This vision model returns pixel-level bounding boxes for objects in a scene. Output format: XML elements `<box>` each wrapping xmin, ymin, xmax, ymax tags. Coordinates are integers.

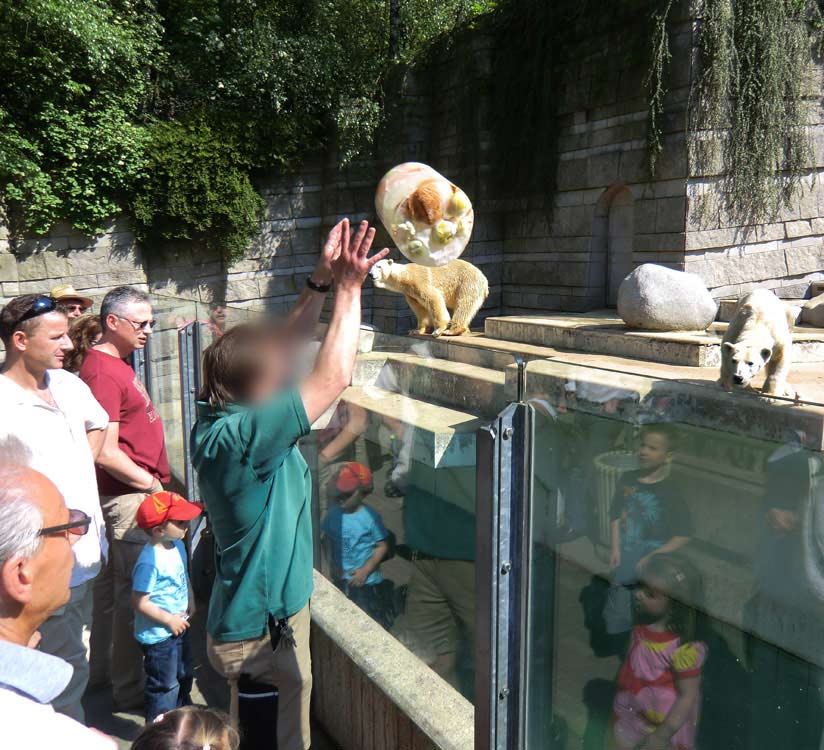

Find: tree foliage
<box><xmin>2</xmin><ymin>0</ymin><xmax>821</xmax><ymax>258</ymax></box>
<box><xmin>0</xmin><ymin>0</ymin><xmax>159</xmax><ymax>236</ymax></box>
<box><xmin>0</xmin><ymin>0</ymin><xmax>495</xmax><ymax>260</ymax></box>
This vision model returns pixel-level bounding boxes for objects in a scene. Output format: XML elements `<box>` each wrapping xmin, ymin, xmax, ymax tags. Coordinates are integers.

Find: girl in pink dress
<box><xmin>612</xmin><ymin>555</ymin><xmax>707</xmax><ymax>750</ymax></box>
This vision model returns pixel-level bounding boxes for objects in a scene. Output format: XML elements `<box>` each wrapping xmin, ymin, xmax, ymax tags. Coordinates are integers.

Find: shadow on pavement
<box><xmin>83</xmin><ymin>597</ymin><xmax>339</xmax><ymax>749</ymax></box>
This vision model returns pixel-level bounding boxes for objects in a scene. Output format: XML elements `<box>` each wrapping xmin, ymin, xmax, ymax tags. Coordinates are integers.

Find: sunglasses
<box><xmin>116</xmin><ymin>315</ymin><xmax>155</xmax><ymax>332</ymax></box>
<box><xmin>39</xmin><ymin>508</ymin><xmax>91</xmax><ymax>545</ymax></box>
<box><xmin>14</xmin><ymin>296</ymin><xmax>58</xmax><ymax>330</ymax></box>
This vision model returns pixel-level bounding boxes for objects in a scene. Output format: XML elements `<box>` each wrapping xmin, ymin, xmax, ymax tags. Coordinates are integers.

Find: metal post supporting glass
<box><xmin>178</xmin><ymin>321</ymin><xmax>202</xmax><ymax>505</ymax></box>
<box><xmin>129</xmin><ymin>336</ymin><xmax>152</xmax><ymax>392</ymax></box>
<box><xmin>476</xmin><ymin>400</ymin><xmax>533</xmax><ymax>750</ymax></box>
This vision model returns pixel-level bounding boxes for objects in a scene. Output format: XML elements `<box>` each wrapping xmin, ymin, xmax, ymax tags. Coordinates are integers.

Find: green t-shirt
<box><xmin>190</xmin><ymin>388</ymin><xmax>312</xmax><ymax>641</ymax></box>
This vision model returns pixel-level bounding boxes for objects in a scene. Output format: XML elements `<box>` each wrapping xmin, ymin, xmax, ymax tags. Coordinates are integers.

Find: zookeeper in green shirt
<box><xmin>191</xmin><ymin>219</ymin><xmax>387</xmax><ymax>750</ymax></box>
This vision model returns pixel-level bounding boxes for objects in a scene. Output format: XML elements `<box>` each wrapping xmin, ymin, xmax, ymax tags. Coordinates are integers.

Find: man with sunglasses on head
<box><xmin>79</xmin><ymin>285</ymin><xmax>171</xmax><ymax>712</ymax></box>
<box><xmin>0</xmin><ymin>294</ymin><xmax>110</xmax><ymax>722</ymax></box>
<box><xmin>0</xmin><ymin>455</ymin><xmax>115</xmax><ymax>749</ymax></box>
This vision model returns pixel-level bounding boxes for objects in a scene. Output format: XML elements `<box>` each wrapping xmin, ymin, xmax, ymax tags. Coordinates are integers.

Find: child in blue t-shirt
<box><xmin>321</xmin><ymin>462</ymin><xmax>391</xmax><ymax>625</ymax></box>
<box><xmin>131</xmin><ymin>491</ymin><xmax>202</xmax><ymax>723</ymax></box>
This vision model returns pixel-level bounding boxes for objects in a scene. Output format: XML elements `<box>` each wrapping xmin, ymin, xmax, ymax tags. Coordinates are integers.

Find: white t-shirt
<box><xmin>0</xmin><ymin>687</ymin><xmax>116</xmax><ymax>749</ymax></box>
<box><xmin>0</xmin><ymin>369</ymin><xmax>109</xmax><ymax>586</ymax></box>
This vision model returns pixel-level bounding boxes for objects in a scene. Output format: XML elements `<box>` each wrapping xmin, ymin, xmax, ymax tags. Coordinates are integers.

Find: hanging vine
<box><xmin>647</xmin><ymin>0</ymin><xmax>676</xmax><ymax>176</ymax></box>
<box><xmin>689</xmin><ymin>0</ymin><xmax>821</xmax><ymax>222</ymax></box>
<box><xmin>483</xmin><ymin>0</ymin><xmax>824</xmax><ymax>226</ymax></box>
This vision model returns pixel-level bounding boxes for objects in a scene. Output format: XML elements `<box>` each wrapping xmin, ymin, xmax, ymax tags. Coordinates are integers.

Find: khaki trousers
<box><xmin>38</xmin><ymin>579</ymin><xmax>94</xmax><ymax>722</ymax></box>
<box><xmin>90</xmin><ymin>489</ymin><xmax>151</xmax><ymax>708</ymax></box>
<box><xmin>89</xmin><ymin>538</ymin><xmax>147</xmax><ymax>708</ymax></box>
<box><xmin>207</xmin><ymin>603</ymin><xmax>312</xmax><ymax>750</ymax></box>
<box><xmin>394</xmin><ymin>559</ymin><xmax>476</xmax><ymax>690</ymax></box>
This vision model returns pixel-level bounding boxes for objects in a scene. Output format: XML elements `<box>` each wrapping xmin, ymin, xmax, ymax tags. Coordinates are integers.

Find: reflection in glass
<box><xmin>308</xmin><ymin>338</ymin><xmax>489</xmax><ymax>702</ymax></box>
<box><xmin>526</xmin><ymin>362</ymin><xmax>824</xmax><ymax>750</ymax></box>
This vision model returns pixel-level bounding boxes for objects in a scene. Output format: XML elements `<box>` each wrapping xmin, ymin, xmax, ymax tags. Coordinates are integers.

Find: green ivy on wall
<box><xmin>0</xmin><ymin>0</ymin><xmax>159</xmax><ymax>237</ymax></box>
<box><xmin>131</xmin><ymin>119</ymin><xmax>265</xmax><ymax>262</ymax></box>
<box><xmin>0</xmin><ymin>0</ymin><xmax>495</xmax><ymax>262</ymax></box>
<box><xmin>1</xmin><ymin>0</ymin><xmax>822</xmax><ymax>260</ymax></box>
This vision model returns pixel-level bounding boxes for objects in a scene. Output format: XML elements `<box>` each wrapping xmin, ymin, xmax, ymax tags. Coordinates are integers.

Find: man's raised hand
<box><xmin>332</xmin><ymin>219</ymin><xmax>389</xmax><ymax>289</ymax></box>
<box><xmin>317</xmin><ymin>219</ymin><xmax>347</xmax><ymax>280</ymax></box>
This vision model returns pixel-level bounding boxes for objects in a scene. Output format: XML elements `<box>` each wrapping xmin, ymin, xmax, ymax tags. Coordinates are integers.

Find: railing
<box><xmin>145</xmin><ymin>292</ymin><xmax>824</xmax><ymax>750</ymax></box>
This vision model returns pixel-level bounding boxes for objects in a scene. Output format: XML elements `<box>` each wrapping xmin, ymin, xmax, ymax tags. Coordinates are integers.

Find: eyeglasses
<box><xmin>39</xmin><ymin>509</ymin><xmax>91</xmax><ymax>545</ymax></box>
<box><xmin>14</xmin><ymin>296</ymin><xmax>58</xmax><ymax>330</ymax></box>
<box><xmin>117</xmin><ymin>315</ymin><xmax>155</xmax><ymax>332</ymax></box>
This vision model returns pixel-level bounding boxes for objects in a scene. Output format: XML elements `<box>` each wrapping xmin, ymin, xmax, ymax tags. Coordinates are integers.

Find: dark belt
<box><xmin>396</xmin><ymin>545</ymin><xmax>472</xmax><ymax>563</ymax></box>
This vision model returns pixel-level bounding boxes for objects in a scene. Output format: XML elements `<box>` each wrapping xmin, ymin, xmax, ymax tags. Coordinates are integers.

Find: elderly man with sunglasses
<box><xmin>0</xmin><ymin>455</ymin><xmax>115</xmax><ymax>749</ymax></box>
<box><xmin>78</xmin><ymin>285</ymin><xmax>171</xmax><ymax>712</ymax></box>
<box><xmin>0</xmin><ymin>294</ymin><xmax>110</xmax><ymax>722</ymax></box>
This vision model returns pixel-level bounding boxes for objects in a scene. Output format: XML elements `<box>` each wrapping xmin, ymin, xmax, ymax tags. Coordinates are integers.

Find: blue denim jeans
<box><xmin>141</xmin><ymin>631</ymin><xmax>193</xmax><ymax>722</ymax></box>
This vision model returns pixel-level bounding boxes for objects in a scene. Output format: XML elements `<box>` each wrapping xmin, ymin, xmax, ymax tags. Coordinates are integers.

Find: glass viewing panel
<box><xmin>149</xmin><ymin>293</ymin><xmax>514</xmax><ymax>706</ymax></box>
<box><xmin>524</xmin><ymin>356</ymin><xmax>824</xmax><ymax>750</ymax></box>
<box><xmin>304</xmin><ymin>329</ymin><xmax>515</xmax><ymax>703</ymax></box>
<box><xmin>144</xmin><ymin>293</ymin><xmax>253</xmax><ymax>488</ymax></box>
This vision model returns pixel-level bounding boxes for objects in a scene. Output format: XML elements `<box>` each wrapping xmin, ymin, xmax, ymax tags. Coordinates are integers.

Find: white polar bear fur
<box><xmin>369</xmin><ymin>257</ymin><xmax>488</xmax><ymax>337</ymax></box>
<box><xmin>720</xmin><ymin>289</ymin><xmax>800</xmax><ymax>397</ymax></box>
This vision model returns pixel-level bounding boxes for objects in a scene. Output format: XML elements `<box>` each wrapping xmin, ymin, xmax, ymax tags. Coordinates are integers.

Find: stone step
<box><xmin>353</xmin><ymin>351</ymin><xmax>507</xmax><ymax>417</ymax></box>
<box><xmin>325</xmin><ymin>384</ymin><xmax>483</xmax><ymax>470</ymax></box>
<box><xmin>717</xmin><ymin>297</ymin><xmax>806</xmax><ymax>323</ymax></box>
<box><xmin>518</xmin><ymin>357</ymin><xmax>824</xmax><ymax>449</ymax></box>
<box><xmin>485</xmin><ymin>312</ymin><xmax>824</xmax><ymax>367</ymax></box>
<box><xmin>320</xmin><ymin>384</ymin><xmax>482</xmax><ymax>516</ymax></box>
<box><xmin>486</xmin><ymin>312</ymin><xmax>723</xmax><ymax>367</ymax></box>
<box><xmin>373</xmin><ymin>331</ymin><xmax>558</xmax><ymax>370</ymax></box>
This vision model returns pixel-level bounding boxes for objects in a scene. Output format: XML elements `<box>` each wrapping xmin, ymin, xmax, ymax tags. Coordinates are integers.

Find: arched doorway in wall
<box><xmin>592</xmin><ymin>185</ymin><xmax>635</xmax><ymax>307</ymax></box>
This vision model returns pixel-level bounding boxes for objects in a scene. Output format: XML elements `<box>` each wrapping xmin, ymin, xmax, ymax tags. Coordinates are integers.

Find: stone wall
<box><xmin>498</xmin><ymin>1</ymin><xmax>692</xmax><ymax>313</ymax></box>
<box><xmin>496</xmin><ymin>0</ymin><xmax>824</xmax><ymax>309</ymax></box>
<box><xmin>311</xmin><ymin>570</ymin><xmax>474</xmax><ymax>750</ymax></box>
<box><xmin>3</xmin><ymin>0</ymin><xmax>824</xmax><ymax>322</ymax></box>
<box><xmin>683</xmin><ymin>37</ymin><xmax>824</xmax><ymax>301</ymax></box>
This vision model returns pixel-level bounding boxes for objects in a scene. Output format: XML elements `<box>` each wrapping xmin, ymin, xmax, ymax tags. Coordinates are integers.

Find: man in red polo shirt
<box><xmin>80</xmin><ymin>286</ymin><xmax>170</xmax><ymax>712</ymax></box>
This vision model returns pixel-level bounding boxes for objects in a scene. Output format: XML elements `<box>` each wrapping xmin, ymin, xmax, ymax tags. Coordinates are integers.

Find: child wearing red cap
<box><xmin>131</xmin><ymin>491</ymin><xmax>202</xmax><ymax>723</ymax></box>
<box><xmin>321</xmin><ymin>462</ymin><xmax>392</xmax><ymax>626</ymax></box>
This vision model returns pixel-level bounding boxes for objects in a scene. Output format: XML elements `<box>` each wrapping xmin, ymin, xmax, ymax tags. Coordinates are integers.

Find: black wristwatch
<box><xmin>306</xmin><ymin>276</ymin><xmax>332</xmax><ymax>293</ymax></box>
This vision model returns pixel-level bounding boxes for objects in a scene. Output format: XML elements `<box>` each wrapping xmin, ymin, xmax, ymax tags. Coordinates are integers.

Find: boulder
<box><xmin>802</xmin><ymin>295</ymin><xmax>824</xmax><ymax>327</ymax></box>
<box><xmin>617</xmin><ymin>264</ymin><xmax>717</xmax><ymax>331</ymax></box>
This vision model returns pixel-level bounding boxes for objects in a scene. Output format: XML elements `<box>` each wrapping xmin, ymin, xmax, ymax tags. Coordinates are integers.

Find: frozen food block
<box><xmin>375</xmin><ymin>162</ymin><xmax>474</xmax><ymax>266</ymax></box>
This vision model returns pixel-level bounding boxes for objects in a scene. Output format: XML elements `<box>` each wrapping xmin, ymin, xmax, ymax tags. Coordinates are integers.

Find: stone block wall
<box><xmin>684</xmin><ymin>92</ymin><xmax>824</xmax><ymax>299</ymax></box>
<box><xmin>4</xmin><ymin>0</ymin><xmax>824</xmax><ymax>331</ymax></box>
<box><xmin>501</xmin><ymin>1</ymin><xmax>693</xmax><ymax>313</ymax></box>
<box><xmin>499</xmin><ymin>0</ymin><xmax>824</xmax><ymax>309</ymax></box>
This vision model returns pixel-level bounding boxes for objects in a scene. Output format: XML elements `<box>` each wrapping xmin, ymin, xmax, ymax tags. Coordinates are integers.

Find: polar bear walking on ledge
<box><xmin>720</xmin><ymin>289</ymin><xmax>800</xmax><ymax>397</ymax></box>
<box><xmin>369</xmin><ymin>258</ymin><xmax>489</xmax><ymax>336</ymax></box>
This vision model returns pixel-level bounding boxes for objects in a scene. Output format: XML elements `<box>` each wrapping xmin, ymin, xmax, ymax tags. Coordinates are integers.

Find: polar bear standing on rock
<box><xmin>720</xmin><ymin>289</ymin><xmax>800</xmax><ymax>397</ymax></box>
<box><xmin>369</xmin><ymin>258</ymin><xmax>488</xmax><ymax>336</ymax></box>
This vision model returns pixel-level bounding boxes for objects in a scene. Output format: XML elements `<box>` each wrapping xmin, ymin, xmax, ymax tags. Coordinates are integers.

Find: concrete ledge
<box><xmin>718</xmin><ymin>297</ymin><xmax>806</xmax><ymax>323</ymax></box>
<box><xmin>485</xmin><ymin>312</ymin><xmax>824</xmax><ymax>367</ymax></box>
<box><xmin>485</xmin><ymin>313</ymin><xmax>723</xmax><ymax>367</ymax></box>
<box><xmin>310</xmin><ymin>571</ymin><xmax>474</xmax><ymax>750</ymax></box>
<box><xmin>517</xmin><ymin>357</ymin><xmax>824</xmax><ymax>448</ymax></box>
<box><xmin>353</xmin><ymin>352</ymin><xmax>507</xmax><ymax>417</ymax></box>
